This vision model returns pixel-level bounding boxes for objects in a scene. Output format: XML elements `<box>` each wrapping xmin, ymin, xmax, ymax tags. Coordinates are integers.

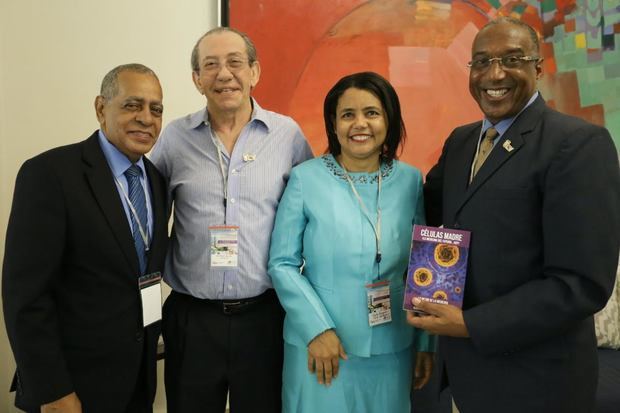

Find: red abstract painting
<box><xmin>227</xmin><ymin>0</ymin><xmax>619</xmax><ymax>174</ymax></box>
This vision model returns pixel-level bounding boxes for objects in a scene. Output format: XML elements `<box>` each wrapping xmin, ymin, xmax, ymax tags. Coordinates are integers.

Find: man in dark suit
<box><xmin>2</xmin><ymin>63</ymin><xmax>168</xmax><ymax>413</ymax></box>
<box><xmin>407</xmin><ymin>17</ymin><xmax>620</xmax><ymax>413</ymax></box>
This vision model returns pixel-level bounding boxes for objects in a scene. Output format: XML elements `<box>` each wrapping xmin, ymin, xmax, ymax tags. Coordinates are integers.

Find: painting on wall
<box><xmin>224</xmin><ymin>0</ymin><xmax>620</xmax><ymax>174</ymax></box>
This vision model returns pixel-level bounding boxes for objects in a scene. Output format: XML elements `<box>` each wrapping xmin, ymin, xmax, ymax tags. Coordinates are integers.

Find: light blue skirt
<box><xmin>282</xmin><ymin>342</ymin><xmax>413</xmax><ymax>413</ymax></box>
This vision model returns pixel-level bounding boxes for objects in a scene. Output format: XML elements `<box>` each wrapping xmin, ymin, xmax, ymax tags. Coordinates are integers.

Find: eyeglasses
<box><xmin>201</xmin><ymin>58</ymin><xmax>251</xmax><ymax>73</ymax></box>
<box><xmin>467</xmin><ymin>55</ymin><xmax>540</xmax><ymax>71</ymax></box>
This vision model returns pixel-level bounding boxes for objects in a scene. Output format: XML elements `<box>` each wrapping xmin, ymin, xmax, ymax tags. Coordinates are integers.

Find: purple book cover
<box><xmin>403</xmin><ymin>225</ymin><xmax>471</xmax><ymax>313</ymax></box>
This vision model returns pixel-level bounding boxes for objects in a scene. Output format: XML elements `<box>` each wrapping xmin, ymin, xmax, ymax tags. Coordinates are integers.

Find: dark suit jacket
<box><xmin>2</xmin><ymin>132</ymin><xmax>168</xmax><ymax>412</ymax></box>
<box><xmin>424</xmin><ymin>96</ymin><xmax>620</xmax><ymax>413</ymax></box>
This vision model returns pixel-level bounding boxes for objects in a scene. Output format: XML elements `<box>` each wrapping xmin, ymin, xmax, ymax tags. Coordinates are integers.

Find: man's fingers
<box><xmin>412</xmin><ymin>352</ymin><xmax>434</xmax><ymax>390</ymax></box>
<box><xmin>414</xmin><ymin>373</ymin><xmax>430</xmax><ymax>390</ymax></box>
<box><xmin>412</xmin><ymin>297</ymin><xmax>443</xmax><ymax>316</ymax></box>
<box><xmin>406</xmin><ymin>310</ymin><xmax>419</xmax><ymax>325</ymax></box>
<box><xmin>40</xmin><ymin>392</ymin><xmax>82</xmax><ymax>413</ymax></box>
<box><xmin>407</xmin><ymin>302</ymin><xmax>469</xmax><ymax>337</ymax></box>
<box><xmin>414</xmin><ymin>359</ymin><xmax>431</xmax><ymax>389</ymax></box>
<box><xmin>406</xmin><ymin>311</ymin><xmax>432</xmax><ymax>329</ymax></box>
<box><xmin>407</xmin><ymin>312</ymin><xmax>442</xmax><ymax>335</ymax></box>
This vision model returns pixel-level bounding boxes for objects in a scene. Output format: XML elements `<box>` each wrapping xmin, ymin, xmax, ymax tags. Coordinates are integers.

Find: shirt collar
<box><xmin>97</xmin><ymin>130</ymin><xmax>146</xmax><ymax>179</ymax></box>
<box><xmin>482</xmin><ymin>91</ymin><xmax>539</xmax><ymax>137</ymax></box>
<box><xmin>189</xmin><ymin>97</ymin><xmax>270</xmax><ymax>132</ymax></box>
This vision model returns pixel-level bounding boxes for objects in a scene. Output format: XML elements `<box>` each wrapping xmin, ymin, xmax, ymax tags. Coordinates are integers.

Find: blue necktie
<box><xmin>124</xmin><ymin>165</ymin><xmax>148</xmax><ymax>275</ymax></box>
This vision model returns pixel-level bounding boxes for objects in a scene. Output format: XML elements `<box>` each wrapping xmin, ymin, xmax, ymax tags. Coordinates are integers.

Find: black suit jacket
<box><xmin>2</xmin><ymin>132</ymin><xmax>168</xmax><ymax>412</ymax></box>
<box><xmin>425</xmin><ymin>96</ymin><xmax>620</xmax><ymax>413</ymax></box>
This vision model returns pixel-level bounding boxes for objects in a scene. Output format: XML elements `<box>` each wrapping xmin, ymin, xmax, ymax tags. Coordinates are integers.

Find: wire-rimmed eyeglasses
<box><xmin>201</xmin><ymin>58</ymin><xmax>251</xmax><ymax>73</ymax></box>
<box><xmin>467</xmin><ymin>55</ymin><xmax>541</xmax><ymax>71</ymax></box>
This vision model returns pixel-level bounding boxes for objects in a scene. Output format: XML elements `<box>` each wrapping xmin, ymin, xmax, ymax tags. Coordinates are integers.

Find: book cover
<box><xmin>403</xmin><ymin>225</ymin><xmax>471</xmax><ymax>313</ymax></box>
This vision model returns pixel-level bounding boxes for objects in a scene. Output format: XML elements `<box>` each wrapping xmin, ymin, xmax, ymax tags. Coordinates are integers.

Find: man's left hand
<box><xmin>406</xmin><ymin>298</ymin><xmax>469</xmax><ymax>337</ymax></box>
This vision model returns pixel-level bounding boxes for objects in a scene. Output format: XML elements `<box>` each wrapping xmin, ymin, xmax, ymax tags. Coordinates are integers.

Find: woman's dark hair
<box><xmin>323</xmin><ymin>71</ymin><xmax>406</xmax><ymax>161</ymax></box>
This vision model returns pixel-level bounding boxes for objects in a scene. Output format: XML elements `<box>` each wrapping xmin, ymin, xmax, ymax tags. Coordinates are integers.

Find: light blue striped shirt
<box><xmin>150</xmin><ymin>100</ymin><xmax>313</xmax><ymax>299</ymax></box>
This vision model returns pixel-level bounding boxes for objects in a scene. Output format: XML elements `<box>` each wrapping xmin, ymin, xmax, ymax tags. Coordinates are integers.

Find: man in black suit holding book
<box><xmin>407</xmin><ymin>17</ymin><xmax>620</xmax><ymax>413</ymax></box>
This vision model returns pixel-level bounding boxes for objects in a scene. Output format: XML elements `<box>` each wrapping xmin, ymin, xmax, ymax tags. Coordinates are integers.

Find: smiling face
<box><xmin>335</xmin><ymin>87</ymin><xmax>387</xmax><ymax>171</ymax></box>
<box><xmin>192</xmin><ymin>31</ymin><xmax>260</xmax><ymax>116</ymax></box>
<box><xmin>469</xmin><ymin>22</ymin><xmax>542</xmax><ymax>123</ymax></box>
<box><xmin>95</xmin><ymin>71</ymin><xmax>163</xmax><ymax>162</ymax></box>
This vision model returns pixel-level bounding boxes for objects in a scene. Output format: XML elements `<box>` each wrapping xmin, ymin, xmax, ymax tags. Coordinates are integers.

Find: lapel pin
<box><xmin>242</xmin><ymin>153</ymin><xmax>256</xmax><ymax>162</ymax></box>
<box><xmin>503</xmin><ymin>140</ymin><xmax>514</xmax><ymax>152</ymax></box>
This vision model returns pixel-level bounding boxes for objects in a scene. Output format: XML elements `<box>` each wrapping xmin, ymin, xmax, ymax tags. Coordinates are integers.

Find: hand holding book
<box><xmin>406</xmin><ymin>298</ymin><xmax>470</xmax><ymax>337</ymax></box>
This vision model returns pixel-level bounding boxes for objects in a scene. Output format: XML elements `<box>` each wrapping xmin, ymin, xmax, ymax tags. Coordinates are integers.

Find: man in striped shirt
<box><xmin>150</xmin><ymin>27</ymin><xmax>313</xmax><ymax>413</ymax></box>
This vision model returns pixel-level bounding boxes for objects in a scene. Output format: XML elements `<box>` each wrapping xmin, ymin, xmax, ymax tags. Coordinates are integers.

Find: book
<box><xmin>403</xmin><ymin>225</ymin><xmax>471</xmax><ymax>313</ymax></box>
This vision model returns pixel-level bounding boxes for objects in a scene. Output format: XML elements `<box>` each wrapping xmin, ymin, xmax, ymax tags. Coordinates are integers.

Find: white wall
<box><xmin>0</xmin><ymin>1</ymin><xmax>219</xmax><ymax>411</ymax></box>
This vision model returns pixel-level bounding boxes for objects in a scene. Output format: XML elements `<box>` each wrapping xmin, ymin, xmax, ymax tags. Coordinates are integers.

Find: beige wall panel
<box><xmin>0</xmin><ymin>1</ymin><xmax>219</xmax><ymax>411</ymax></box>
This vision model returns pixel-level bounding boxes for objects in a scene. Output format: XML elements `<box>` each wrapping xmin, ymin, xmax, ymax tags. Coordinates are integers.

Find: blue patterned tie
<box><xmin>124</xmin><ymin>165</ymin><xmax>148</xmax><ymax>275</ymax></box>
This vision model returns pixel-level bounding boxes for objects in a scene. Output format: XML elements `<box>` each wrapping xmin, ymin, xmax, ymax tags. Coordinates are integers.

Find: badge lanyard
<box><xmin>342</xmin><ymin>167</ymin><xmax>382</xmax><ymax>278</ymax></box>
<box><xmin>209</xmin><ymin>132</ymin><xmax>240</xmax><ymax>269</ymax></box>
<box><xmin>211</xmin><ymin>133</ymin><xmax>229</xmax><ymax>211</ymax></box>
<box><xmin>114</xmin><ymin>176</ymin><xmax>150</xmax><ymax>251</ymax></box>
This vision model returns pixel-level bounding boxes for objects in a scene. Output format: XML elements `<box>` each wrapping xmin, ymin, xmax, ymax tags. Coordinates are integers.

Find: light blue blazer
<box><xmin>268</xmin><ymin>155</ymin><xmax>435</xmax><ymax>357</ymax></box>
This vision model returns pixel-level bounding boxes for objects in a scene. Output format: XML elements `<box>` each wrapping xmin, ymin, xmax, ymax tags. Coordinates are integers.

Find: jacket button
<box><xmin>135</xmin><ymin>331</ymin><xmax>143</xmax><ymax>342</ymax></box>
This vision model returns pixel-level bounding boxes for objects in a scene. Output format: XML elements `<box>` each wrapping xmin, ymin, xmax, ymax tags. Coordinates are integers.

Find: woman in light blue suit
<box><xmin>268</xmin><ymin>72</ymin><xmax>435</xmax><ymax>413</ymax></box>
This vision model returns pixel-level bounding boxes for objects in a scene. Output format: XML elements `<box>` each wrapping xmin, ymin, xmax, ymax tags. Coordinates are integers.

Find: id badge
<box><xmin>139</xmin><ymin>272</ymin><xmax>162</xmax><ymax>327</ymax></box>
<box><xmin>209</xmin><ymin>226</ymin><xmax>239</xmax><ymax>268</ymax></box>
<box><xmin>366</xmin><ymin>280</ymin><xmax>392</xmax><ymax>326</ymax></box>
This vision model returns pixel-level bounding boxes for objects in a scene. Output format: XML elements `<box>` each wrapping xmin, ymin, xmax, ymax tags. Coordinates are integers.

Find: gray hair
<box><xmin>100</xmin><ymin>63</ymin><xmax>158</xmax><ymax>100</ymax></box>
<box><xmin>190</xmin><ymin>27</ymin><xmax>258</xmax><ymax>72</ymax></box>
<box><xmin>481</xmin><ymin>17</ymin><xmax>540</xmax><ymax>54</ymax></box>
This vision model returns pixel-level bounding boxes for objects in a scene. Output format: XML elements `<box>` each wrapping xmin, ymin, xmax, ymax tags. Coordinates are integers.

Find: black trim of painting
<box><xmin>221</xmin><ymin>0</ymin><xmax>229</xmax><ymax>26</ymax></box>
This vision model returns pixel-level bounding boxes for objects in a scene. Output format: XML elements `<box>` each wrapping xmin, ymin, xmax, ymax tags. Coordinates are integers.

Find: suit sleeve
<box><xmin>2</xmin><ymin>158</ymin><xmax>74</xmax><ymax>404</ymax></box>
<box><xmin>464</xmin><ymin>126</ymin><xmax>620</xmax><ymax>355</ymax></box>
<box><xmin>268</xmin><ymin>169</ymin><xmax>336</xmax><ymax>345</ymax></box>
<box><xmin>424</xmin><ymin>136</ymin><xmax>450</xmax><ymax>227</ymax></box>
